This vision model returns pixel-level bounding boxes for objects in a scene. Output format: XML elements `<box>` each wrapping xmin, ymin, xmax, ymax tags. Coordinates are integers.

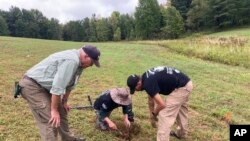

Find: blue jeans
<box><xmin>95</xmin><ymin>110</ymin><xmax>111</xmax><ymax>130</ymax></box>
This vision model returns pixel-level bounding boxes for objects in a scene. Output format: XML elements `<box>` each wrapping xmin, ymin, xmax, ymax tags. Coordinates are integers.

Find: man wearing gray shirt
<box><xmin>19</xmin><ymin>45</ymin><xmax>101</xmax><ymax>141</ymax></box>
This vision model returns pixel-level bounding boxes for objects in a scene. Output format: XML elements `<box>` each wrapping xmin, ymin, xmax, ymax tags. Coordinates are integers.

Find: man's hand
<box><xmin>49</xmin><ymin>110</ymin><xmax>60</xmax><ymax>127</ymax></box>
<box><xmin>63</xmin><ymin>103</ymin><xmax>70</xmax><ymax>114</ymax></box>
<box><xmin>50</xmin><ymin>94</ymin><xmax>61</xmax><ymax>127</ymax></box>
<box><xmin>108</xmin><ymin>120</ymin><xmax>118</xmax><ymax>130</ymax></box>
<box><xmin>62</xmin><ymin>92</ymin><xmax>70</xmax><ymax>114</ymax></box>
<box><xmin>150</xmin><ymin>112</ymin><xmax>158</xmax><ymax>128</ymax></box>
<box><xmin>151</xmin><ymin>112</ymin><xmax>158</xmax><ymax>121</ymax></box>
<box><xmin>105</xmin><ymin>117</ymin><xmax>118</xmax><ymax>130</ymax></box>
<box><xmin>124</xmin><ymin>118</ymin><xmax>131</xmax><ymax>128</ymax></box>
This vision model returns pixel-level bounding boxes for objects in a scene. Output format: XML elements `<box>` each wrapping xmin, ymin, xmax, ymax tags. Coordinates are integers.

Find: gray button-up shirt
<box><xmin>26</xmin><ymin>49</ymin><xmax>83</xmax><ymax>95</ymax></box>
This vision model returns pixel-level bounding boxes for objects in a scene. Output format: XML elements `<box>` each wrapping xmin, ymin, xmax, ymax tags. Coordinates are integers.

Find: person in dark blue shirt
<box><xmin>94</xmin><ymin>88</ymin><xmax>134</xmax><ymax>130</ymax></box>
<box><xmin>127</xmin><ymin>66</ymin><xmax>193</xmax><ymax>141</ymax></box>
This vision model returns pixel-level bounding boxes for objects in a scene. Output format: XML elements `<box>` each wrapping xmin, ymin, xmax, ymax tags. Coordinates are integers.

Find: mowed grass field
<box><xmin>0</xmin><ymin>30</ymin><xmax>250</xmax><ymax>141</ymax></box>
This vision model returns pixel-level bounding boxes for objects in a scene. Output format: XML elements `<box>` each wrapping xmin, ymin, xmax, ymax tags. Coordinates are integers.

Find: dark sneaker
<box><xmin>170</xmin><ymin>131</ymin><xmax>181</xmax><ymax>139</ymax></box>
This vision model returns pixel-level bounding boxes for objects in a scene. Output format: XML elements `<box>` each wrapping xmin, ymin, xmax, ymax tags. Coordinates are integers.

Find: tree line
<box><xmin>0</xmin><ymin>0</ymin><xmax>250</xmax><ymax>41</ymax></box>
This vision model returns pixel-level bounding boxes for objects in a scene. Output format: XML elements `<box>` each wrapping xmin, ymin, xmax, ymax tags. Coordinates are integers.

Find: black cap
<box><xmin>82</xmin><ymin>45</ymin><xmax>101</xmax><ymax>67</ymax></box>
<box><xmin>127</xmin><ymin>74</ymin><xmax>140</xmax><ymax>94</ymax></box>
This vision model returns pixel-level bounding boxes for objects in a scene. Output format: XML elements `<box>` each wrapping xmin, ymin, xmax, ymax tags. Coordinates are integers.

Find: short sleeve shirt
<box><xmin>141</xmin><ymin>66</ymin><xmax>190</xmax><ymax>97</ymax></box>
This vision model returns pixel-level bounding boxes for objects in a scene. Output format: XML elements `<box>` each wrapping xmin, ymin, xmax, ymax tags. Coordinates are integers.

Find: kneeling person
<box><xmin>94</xmin><ymin>88</ymin><xmax>134</xmax><ymax>130</ymax></box>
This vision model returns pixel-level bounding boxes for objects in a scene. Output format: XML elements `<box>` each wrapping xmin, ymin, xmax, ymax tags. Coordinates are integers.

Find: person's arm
<box><xmin>145</xmin><ymin>80</ymin><xmax>165</xmax><ymax>117</ymax></box>
<box><xmin>148</xmin><ymin>95</ymin><xmax>155</xmax><ymax>117</ymax></box>
<box><xmin>123</xmin><ymin>114</ymin><xmax>131</xmax><ymax>128</ymax></box>
<box><xmin>104</xmin><ymin>117</ymin><xmax>117</xmax><ymax>130</ymax></box>
<box><xmin>99</xmin><ymin>101</ymin><xmax>117</xmax><ymax>130</ymax></box>
<box><xmin>50</xmin><ymin>60</ymin><xmax>78</xmax><ymax>95</ymax></box>
<box><xmin>148</xmin><ymin>93</ymin><xmax>166</xmax><ymax>127</ymax></box>
<box><xmin>148</xmin><ymin>95</ymin><xmax>157</xmax><ymax>127</ymax></box>
<box><xmin>152</xmin><ymin>93</ymin><xmax>166</xmax><ymax>116</ymax></box>
<box><xmin>122</xmin><ymin>105</ymin><xmax>131</xmax><ymax>128</ymax></box>
<box><xmin>49</xmin><ymin>94</ymin><xmax>61</xmax><ymax>127</ymax></box>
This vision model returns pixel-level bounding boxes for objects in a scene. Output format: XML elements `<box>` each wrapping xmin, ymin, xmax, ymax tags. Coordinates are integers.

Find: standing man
<box><xmin>19</xmin><ymin>45</ymin><xmax>101</xmax><ymax>141</ymax></box>
<box><xmin>127</xmin><ymin>66</ymin><xmax>193</xmax><ymax>141</ymax></box>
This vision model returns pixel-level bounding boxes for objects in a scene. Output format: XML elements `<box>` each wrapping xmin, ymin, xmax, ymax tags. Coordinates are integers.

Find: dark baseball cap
<box><xmin>82</xmin><ymin>45</ymin><xmax>101</xmax><ymax>67</ymax></box>
<box><xmin>127</xmin><ymin>74</ymin><xmax>140</xmax><ymax>94</ymax></box>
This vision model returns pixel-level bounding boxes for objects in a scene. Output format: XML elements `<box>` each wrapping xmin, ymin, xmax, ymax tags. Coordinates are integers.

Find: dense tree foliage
<box><xmin>186</xmin><ymin>0</ymin><xmax>209</xmax><ymax>30</ymax></box>
<box><xmin>171</xmin><ymin>0</ymin><xmax>192</xmax><ymax>20</ymax></box>
<box><xmin>186</xmin><ymin>0</ymin><xmax>250</xmax><ymax>30</ymax></box>
<box><xmin>0</xmin><ymin>15</ymin><xmax>9</xmax><ymax>35</ymax></box>
<box><xmin>1</xmin><ymin>6</ymin><xmax>62</xmax><ymax>39</ymax></box>
<box><xmin>109</xmin><ymin>11</ymin><xmax>120</xmax><ymax>40</ymax></box>
<box><xmin>135</xmin><ymin>0</ymin><xmax>161</xmax><ymax>39</ymax></box>
<box><xmin>63</xmin><ymin>20</ymin><xmax>84</xmax><ymax>41</ymax></box>
<box><xmin>160</xmin><ymin>6</ymin><xmax>184</xmax><ymax>38</ymax></box>
<box><xmin>96</xmin><ymin>18</ymin><xmax>112</xmax><ymax>41</ymax></box>
<box><xmin>88</xmin><ymin>14</ymin><xmax>98</xmax><ymax>42</ymax></box>
<box><xmin>119</xmin><ymin>14</ymin><xmax>135</xmax><ymax>40</ymax></box>
<box><xmin>0</xmin><ymin>1</ymin><xmax>250</xmax><ymax>41</ymax></box>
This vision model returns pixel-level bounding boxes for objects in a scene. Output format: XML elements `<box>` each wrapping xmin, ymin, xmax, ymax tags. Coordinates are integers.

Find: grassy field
<box><xmin>0</xmin><ymin>30</ymin><xmax>250</xmax><ymax>141</ymax></box>
<box><xmin>136</xmin><ymin>27</ymin><xmax>250</xmax><ymax>68</ymax></box>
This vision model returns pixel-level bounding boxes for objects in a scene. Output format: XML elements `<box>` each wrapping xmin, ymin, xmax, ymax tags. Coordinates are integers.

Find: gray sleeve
<box><xmin>50</xmin><ymin>60</ymin><xmax>78</xmax><ymax>95</ymax></box>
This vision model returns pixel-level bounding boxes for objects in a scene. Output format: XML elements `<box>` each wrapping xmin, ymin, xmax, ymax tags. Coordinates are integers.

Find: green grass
<box><xmin>136</xmin><ymin>27</ymin><xmax>250</xmax><ymax>68</ymax></box>
<box><xmin>0</xmin><ymin>35</ymin><xmax>250</xmax><ymax>141</ymax></box>
<box><xmin>207</xmin><ymin>26</ymin><xmax>250</xmax><ymax>37</ymax></box>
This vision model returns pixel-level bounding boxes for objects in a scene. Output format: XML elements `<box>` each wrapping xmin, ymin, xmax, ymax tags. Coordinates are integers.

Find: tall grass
<box><xmin>136</xmin><ymin>27</ymin><xmax>250</xmax><ymax>68</ymax></box>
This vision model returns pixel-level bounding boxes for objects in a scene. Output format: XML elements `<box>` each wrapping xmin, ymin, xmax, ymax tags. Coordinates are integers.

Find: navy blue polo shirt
<box><xmin>141</xmin><ymin>66</ymin><xmax>190</xmax><ymax>97</ymax></box>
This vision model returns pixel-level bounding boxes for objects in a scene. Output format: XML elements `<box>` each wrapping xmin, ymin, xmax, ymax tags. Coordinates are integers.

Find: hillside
<box><xmin>136</xmin><ymin>27</ymin><xmax>250</xmax><ymax>68</ymax></box>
